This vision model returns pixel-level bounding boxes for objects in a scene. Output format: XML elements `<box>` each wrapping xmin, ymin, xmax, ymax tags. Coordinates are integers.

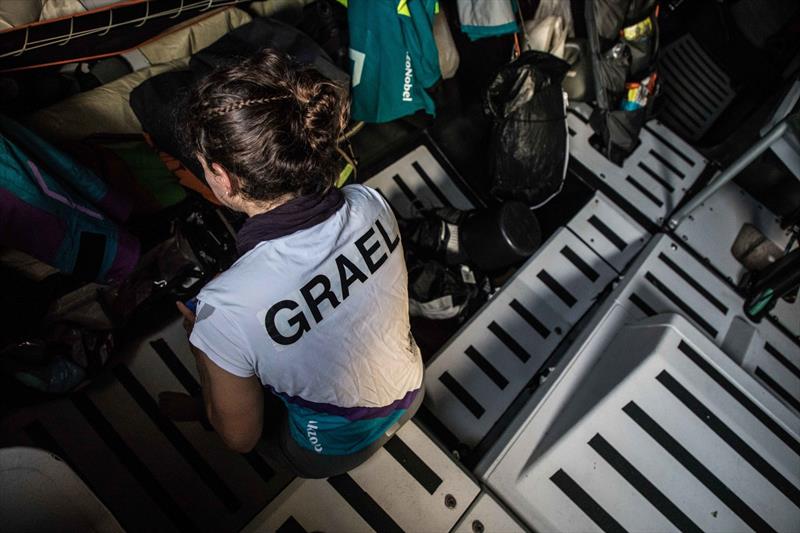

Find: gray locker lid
<box><xmin>482</xmin><ymin>313</ymin><xmax>800</xmax><ymax>532</ymax></box>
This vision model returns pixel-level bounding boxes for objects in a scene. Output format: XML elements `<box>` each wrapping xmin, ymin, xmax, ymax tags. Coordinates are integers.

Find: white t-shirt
<box><xmin>190</xmin><ymin>185</ymin><xmax>423</xmax><ymax>454</ymax></box>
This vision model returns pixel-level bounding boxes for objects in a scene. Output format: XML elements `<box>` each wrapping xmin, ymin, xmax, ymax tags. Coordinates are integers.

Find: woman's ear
<box><xmin>209</xmin><ymin>162</ymin><xmax>234</xmax><ymax>197</ymax></box>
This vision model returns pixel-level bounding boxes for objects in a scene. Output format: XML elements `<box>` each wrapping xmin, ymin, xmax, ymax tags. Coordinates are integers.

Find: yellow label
<box><xmin>622</xmin><ymin>17</ymin><xmax>653</xmax><ymax>41</ymax></box>
<box><xmin>398</xmin><ymin>1</ymin><xmax>438</xmax><ymax>17</ymax></box>
<box><xmin>398</xmin><ymin>0</ymin><xmax>410</xmax><ymax>16</ymax></box>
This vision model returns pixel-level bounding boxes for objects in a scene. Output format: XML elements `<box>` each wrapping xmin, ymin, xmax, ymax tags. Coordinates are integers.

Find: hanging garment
<box><xmin>523</xmin><ymin>0</ymin><xmax>575</xmax><ymax>59</ymax></box>
<box><xmin>456</xmin><ymin>0</ymin><xmax>518</xmax><ymax>41</ymax></box>
<box><xmin>0</xmin><ymin>115</ymin><xmax>139</xmax><ymax>283</ymax></box>
<box><xmin>343</xmin><ymin>0</ymin><xmax>441</xmax><ymax>123</ymax></box>
<box><xmin>433</xmin><ymin>3</ymin><xmax>459</xmax><ymax>79</ymax></box>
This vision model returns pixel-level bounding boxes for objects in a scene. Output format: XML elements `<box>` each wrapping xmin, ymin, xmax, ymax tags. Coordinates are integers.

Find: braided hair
<box><xmin>201</xmin><ymin>96</ymin><xmax>293</xmax><ymax>119</ymax></box>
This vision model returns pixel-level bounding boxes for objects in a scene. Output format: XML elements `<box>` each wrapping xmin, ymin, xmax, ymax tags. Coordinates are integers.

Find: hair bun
<box><xmin>296</xmin><ymin>73</ymin><xmax>348</xmax><ymax>152</ymax></box>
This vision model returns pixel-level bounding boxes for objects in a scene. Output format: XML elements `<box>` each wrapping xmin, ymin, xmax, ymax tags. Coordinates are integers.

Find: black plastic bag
<box><xmin>485</xmin><ymin>51</ymin><xmax>570</xmax><ymax>207</ymax></box>
<box><xmin>590</xmin><ymin>105</ymin><xmax>648</xmax><ymax>163</ymax></box>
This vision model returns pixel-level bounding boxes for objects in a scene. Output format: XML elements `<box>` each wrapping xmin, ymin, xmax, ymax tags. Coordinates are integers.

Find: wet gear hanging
<box><xmin>485</xmin><ymin>51</ymin><xmax>570</xmax><ymax>207</ymax></box>
<box><xmin>342</xmin><ymin>0</ymin><xmax>441</xmax><ymax>123</ymax></box>
<box><xmin>433</xmin><ymin>3</ymin><xmax>460</xmax><ymax>79</ymax></box>
<box><xmin>456</xmin><ymin>0</ymin><xmax>518</xmax><ymax>41</ymax></box>
<box><xmin>523</xmin><ymin>0</ymin><xmax>575</xmax><ymax>58</ymax></box>
<box><xmin>0</xmin><ymin>115</ymin><xmax>139</xmax><ymax>284</ymax></box>
<box><xmin>585</xmin><ymin>0</ymin><xmax>660</xmax><ymax>164</ymax></box>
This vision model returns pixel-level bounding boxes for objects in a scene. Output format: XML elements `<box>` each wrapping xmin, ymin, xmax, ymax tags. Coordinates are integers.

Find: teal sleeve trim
<box><xmin>461</xmin><ymin>20</ymin><xmax>519</xmax><ymax>41</ymax></box>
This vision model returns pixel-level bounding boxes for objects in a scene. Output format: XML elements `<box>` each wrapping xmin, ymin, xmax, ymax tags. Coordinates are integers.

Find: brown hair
<box><xmin>184</xmin><ymin>49</ymin><xmax>349</xmax><ymax>201</ymax></box>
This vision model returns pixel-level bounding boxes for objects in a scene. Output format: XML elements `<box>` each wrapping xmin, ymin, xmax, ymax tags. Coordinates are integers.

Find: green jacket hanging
<box><xmin>341</xmin><ymin>0</ymin><xmax>441</xmax><ymax>123</ymax></box>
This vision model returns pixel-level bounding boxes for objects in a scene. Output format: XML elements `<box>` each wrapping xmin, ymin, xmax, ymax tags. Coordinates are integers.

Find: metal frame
<box><xmin>669</xmin><ymin>116</ymin><xmax>796</xmax><ymax>230</ymax></box>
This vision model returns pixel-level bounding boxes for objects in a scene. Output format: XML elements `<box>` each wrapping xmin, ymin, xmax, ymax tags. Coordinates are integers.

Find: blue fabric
<box><xmin>282</xmin><ymin>398</ymin><xmax>406</xmax><ymax>455</ymax></box>
<box><xmin>0</xmin><ymin>115</ymin><xmax>111</xmax><ymax>209</ymax></box>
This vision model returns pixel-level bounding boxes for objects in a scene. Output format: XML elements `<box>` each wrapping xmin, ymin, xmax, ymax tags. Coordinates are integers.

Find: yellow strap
<box><xmin>337</xmin><ymin>163</ymin><xmax>355</xmax><ymax>188</ymax></box>
<box><xmin>336</xmin><ymin>0</ymin><xmax>348</xmax><ymax>7</ymax></box>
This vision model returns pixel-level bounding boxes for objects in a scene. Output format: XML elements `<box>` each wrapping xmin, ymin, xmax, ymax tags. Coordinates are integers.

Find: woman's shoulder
<box><xmin>341</xmin><ymin>183</ymin><xmax>392</xmax><ymax>214</ymax></box>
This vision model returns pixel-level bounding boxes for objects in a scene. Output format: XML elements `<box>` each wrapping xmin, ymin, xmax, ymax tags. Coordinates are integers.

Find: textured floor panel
<box><xmin>452</xmin><ymin>491</ymin><xmax>528</xmax><ymax>533</ymax></box>
<box><xmin>567</xmin><ymin>191</ymin><xmax>651</xmax><ymax>273</ymax></box>
<box><xmin>242</xmin><ymin>420</ymin><xmax>480</xmax><ymax>533</ymax></box>
<box><xmin>567</xmin><ymin>103</ymin><xmax>707</xmax><ymax>225</ymax></box>
<box><xmin>613</xmin><ymin>235</ymin><xmax>800</xmax><ymax>414</ymax></box>
<box><xmin>1</xmin><ymin>319</ymin><xmax>293</xmax><ymax>533</ymax></box>
<box><xmin>423</xmin><ymin>227</ymin><xmax>616</xmax><ymax>448</ymax></box>
<box><xmin>659</xmin><ymin>35</ymin><xmax>736</xmax><ymax>142</ymax></box>
<box><xmin>364</xmin><ymin>144</ymin><xmax>476</xmax><ymax>219</ymax></box>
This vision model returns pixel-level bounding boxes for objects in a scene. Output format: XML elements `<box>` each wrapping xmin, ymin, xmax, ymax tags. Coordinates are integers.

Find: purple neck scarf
<box><xmin>236</xmin><ymin>187</ymin><xmax>345</xmax><ymax>256</ymax></box>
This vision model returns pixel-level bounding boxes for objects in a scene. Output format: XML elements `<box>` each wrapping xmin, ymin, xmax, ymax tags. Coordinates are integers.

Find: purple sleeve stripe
<box><xmin>27</xmin><ymin>160</ymin><xmax>103</xmax><ymax>220</ymax></box>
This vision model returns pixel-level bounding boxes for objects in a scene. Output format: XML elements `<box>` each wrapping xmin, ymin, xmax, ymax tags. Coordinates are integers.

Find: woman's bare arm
<box><xmin>192</xmin><ymin>345</ymin><xmax>264</xmax><ymax>453</ymax></box>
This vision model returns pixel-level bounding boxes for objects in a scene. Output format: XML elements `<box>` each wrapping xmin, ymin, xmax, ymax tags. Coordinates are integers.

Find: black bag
<box><xmin>485</xmin><ymin>51</ymin><xmax>570</xmax><ymax>207</ymax></box>
<box><xmin>586</xmin><ymin>0</ymin><xmax>659</xmax><ymax>164</ymax></box>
